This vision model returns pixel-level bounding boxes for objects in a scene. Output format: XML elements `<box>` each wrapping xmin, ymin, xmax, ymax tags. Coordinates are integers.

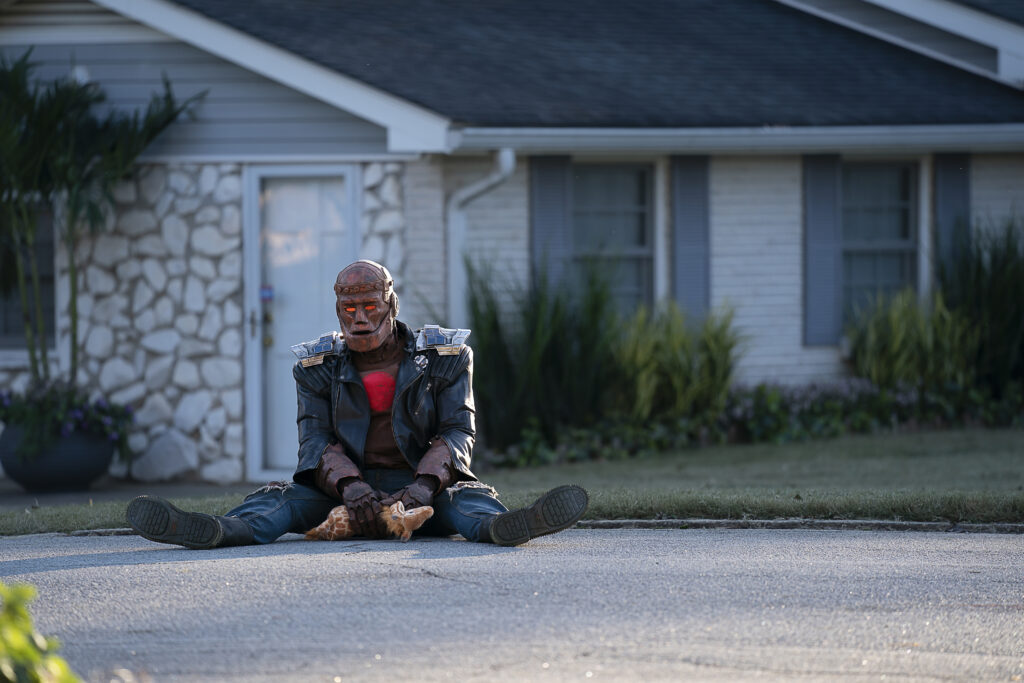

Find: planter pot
<box><xmin>0</xmin><ymin>424</ymin><xmax>115</xmax><ymax>492</ymax></box>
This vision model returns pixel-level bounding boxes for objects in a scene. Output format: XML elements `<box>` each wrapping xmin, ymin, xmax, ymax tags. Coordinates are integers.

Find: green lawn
<box><xmin>485</xmin><ymin>427</ymin><xmax>1024</xmax><ymax>493</ymax></box>
<box><xmin>2</xmin><ymin>428</ymin><xmax>1023</xmax><ymax>536</ymax></box>
<box><xmin>484</xmin><ymin>428</ymin><xmax>1024</xmax><ymax>523</ymax></box>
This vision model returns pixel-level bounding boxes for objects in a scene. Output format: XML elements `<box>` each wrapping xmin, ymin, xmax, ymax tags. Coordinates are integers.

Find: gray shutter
<box><xmin>529</xmin><ymin>156</ymin><xmax>573</xmax><ymax>286</ymax></box>
<box><xmin>803</xmin><ymin>154</ymin><xmax>843</xmax><ymax>346</ymax></box>
<box><xmin>671</xmin><ymin>155</ymin><xmax>710</xmax><ymax>319</ymax></box>
<box><xmin>934</xmin><ymin>153</ymin><xmax>971</xmax><ymax>274</ymax></box>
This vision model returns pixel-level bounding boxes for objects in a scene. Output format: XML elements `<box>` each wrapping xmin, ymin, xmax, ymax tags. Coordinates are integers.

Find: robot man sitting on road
<box><xmin>127</xmin><ymin>259</ymin><xmax>588</xmax><ymax>548</ymax></box>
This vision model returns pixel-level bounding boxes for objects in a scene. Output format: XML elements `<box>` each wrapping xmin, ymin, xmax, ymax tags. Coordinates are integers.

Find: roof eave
<box><xmin>452</xmin><ymin>124</ymin><xmax>1024</xmax><ymax>154</ymax></box>
<box><xmin>93</xmin><ymin>0</ymin><xmax>452</xmax><ymax>153</ymax></box>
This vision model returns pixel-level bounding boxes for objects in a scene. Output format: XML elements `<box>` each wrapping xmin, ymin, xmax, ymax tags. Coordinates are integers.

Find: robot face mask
<box><xmin>334</xmin><ymin>260</ymin><xmax>398</xmax><ymax>353</ymax></box>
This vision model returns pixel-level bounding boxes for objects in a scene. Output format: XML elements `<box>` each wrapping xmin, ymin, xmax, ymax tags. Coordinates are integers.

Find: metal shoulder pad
<box><xmin>290</xmin><ymin>331</ymin><xmax>345</xmax><ymax>367</ymax></box>
<box><xmin>415</xmin><ymin>324</ymin><xmax>471</xmax><ymax>356</ymax></box>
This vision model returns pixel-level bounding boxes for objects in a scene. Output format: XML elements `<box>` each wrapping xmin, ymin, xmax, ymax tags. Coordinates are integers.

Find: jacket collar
<box><xmin>336</xmin><ymin>320</ymin><xmax>419</xmax><ymax>386</ymax></box>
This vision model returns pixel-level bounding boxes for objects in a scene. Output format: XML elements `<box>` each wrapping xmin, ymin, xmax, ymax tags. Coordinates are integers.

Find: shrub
<box><xmin>939</xmin><ymin>217</ymin><xmax>1024</xmax><ymax>399</ymax></box>
<box><xmin>846</xmin><ymin>289</ymin><xmax>978</xmax><ymax>394</ymax></box>
<box><xmin>467</xmin><ymin>262</ymin><xmax>620</xmax><ymax>451</ymax></box>
<box><xmin>501</xmin><ymin>376</ymin><xmax>1023</xmax><ymax>468</ymax></box>
<box><xmin>617</xmin><ymin>303</ymin><xmax>740</xmax><ymax>425</ymax></box>
<box><xmin>726</xmin><ymin>380</ymin><xmax>907</xmax><ymax>443</ymax></box>
<box><xmin>0</xmin><ymin>581</ymin><xmax>78</xmax><ymax>682</ymax></box>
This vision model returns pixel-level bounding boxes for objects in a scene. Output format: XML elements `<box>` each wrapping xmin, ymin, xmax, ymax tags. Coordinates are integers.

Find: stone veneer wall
<box><xmin>359</xmin><ymin>162</ymin><xmax>406</xmax><ymax>293</ymax></box>
<box><xmin>77</xmin><ymin>163</ymin><xmax>246</xmax><ymax>482</ymax></box>
<box><xmin>1</xmin><ymin>160</ymin><xmax>409</xmax><ymax>484</ymax></box>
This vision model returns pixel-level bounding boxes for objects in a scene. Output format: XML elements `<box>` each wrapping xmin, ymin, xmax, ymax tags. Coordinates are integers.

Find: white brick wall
<box><xmin>442</xmin><ymin>156</ymin><xmax>531</xmax><ymax>315</ymax></box>
<box><xmin>401</xmin><ymin>156</ymin><xmax>447</xmax><ymax>328</ymax></box>
<box><xmin>971</xmin><ymin>153</ymin><xmax>1024</xmax><ymax>235</ymax></box>
<box><xmin>709</xmin><ymin>156</ymin><xmax>845</xmax><ymax>385</ymax></box>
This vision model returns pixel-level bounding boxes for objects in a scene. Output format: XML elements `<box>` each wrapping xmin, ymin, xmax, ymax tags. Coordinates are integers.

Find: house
<box><xmin>1</xmin><ymin>0</ymin><xmax>1023</xmax><ymax>483</ymax></box>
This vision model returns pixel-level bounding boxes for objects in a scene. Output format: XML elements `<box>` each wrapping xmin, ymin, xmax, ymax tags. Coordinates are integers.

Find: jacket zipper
<box><xmin>413</xmin><ymin>381</ymin><xmax>432</xmax><ymax>415</ymax></box>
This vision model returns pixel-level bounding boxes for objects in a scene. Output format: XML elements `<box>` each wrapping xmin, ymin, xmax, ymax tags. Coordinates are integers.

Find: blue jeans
<box><xmin>226</xmin><ymin>469</ymin><xmax>508</xmax><ymax>544</ymax></box>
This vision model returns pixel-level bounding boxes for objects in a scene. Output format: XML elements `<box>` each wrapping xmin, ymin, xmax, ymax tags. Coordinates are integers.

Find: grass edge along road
<box><xmin>2</xmin><ymin>428</ymin><xmax>1023</xmax><ymax>536</ymax></box>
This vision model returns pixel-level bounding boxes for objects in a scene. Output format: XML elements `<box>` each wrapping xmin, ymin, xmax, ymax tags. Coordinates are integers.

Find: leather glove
<box><xmin>415</xmin><ymin>438</ymin><xmax>456</xmax><ymax>490</ymax></box>
<box><xmin>381</xmin><ymin>475</ymin><xmax>437</xmax><ymax>510</ymax></box>
<box><xmin>340</xmin><ymin>478</ymin><xmax>388</xmax><ymax>538</ymax></box>
<box><xmin>315</xmin><ymin>444</ymin><xmax>361</xmax><ymax>501</ymax></box>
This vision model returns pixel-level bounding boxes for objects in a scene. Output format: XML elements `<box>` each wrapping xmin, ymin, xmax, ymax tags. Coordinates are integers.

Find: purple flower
<box><xmin>101</xmin><ymin>415</ymin><xmax>113</xmax><ymax>426</ymax></box>
<box><xmin>95</xmin><ymin>398</ymin><xmax>108</xmax><ymax>409</ymax></box>
<box><xmin>61</xmin><ymin>422</ymin><xmax>74</xmax><ymax>437</ymax></box>
<box><xmin>108</xmin><ymin>432</ymin><xmax>119</xmax><ymax>441</ymax></box>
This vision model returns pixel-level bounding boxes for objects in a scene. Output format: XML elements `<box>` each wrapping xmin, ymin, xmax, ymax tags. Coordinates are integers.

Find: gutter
<box><xmin>445</xmin><ymin>148</ymin><xmax>516</xmax><ymax>328</ymax></box>
<box><xmin>452</xmin><ymin>123</ymin><xmax>1024</xmax><ymax>154</ymax></box>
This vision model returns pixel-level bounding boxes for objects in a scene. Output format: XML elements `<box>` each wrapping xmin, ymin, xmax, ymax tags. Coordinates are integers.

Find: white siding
<box><xmin>442</xmin><ymin>157</ymin><xmax>531</xmax><ymax>316</ymax></box>
<box><xmin>710</xmin><ymin>157</ymin><xmax>844</xmax><ymax>385</ymax></box>
<box><xmin>971</xmin><ymin>154</ymin><xmax>1024</xmax><ymax>235</ymax></box>
<box><xmin>0</xmin><ymin>0</ymin><xmax>168</xmax><ymax>43</ymax></box>
<box><xmin>401</xmin><ymin>156</ymin><xmax>448</xmax><ymax>328</ymax></box>
<box><xmin>0</xmin><ymin>42</ymin><xmax>388</xmax><ymax>158</ymax></box>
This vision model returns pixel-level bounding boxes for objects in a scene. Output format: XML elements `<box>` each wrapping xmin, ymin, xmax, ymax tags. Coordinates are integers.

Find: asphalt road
<box><xmin>1</xmin><ymin>529</ymin><xmax>1022</xmax><ymax>682</ymax></box>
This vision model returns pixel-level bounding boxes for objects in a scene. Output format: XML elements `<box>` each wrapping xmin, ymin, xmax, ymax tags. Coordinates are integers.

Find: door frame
<box><xmin>242</xmin><ymin>163</ymin><xmax>361</xmax><ymax>482</ymax></box>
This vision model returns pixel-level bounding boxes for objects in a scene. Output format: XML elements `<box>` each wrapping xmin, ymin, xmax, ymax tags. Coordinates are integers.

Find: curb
<box><xmin>69</xmin><ymin>528</ymin><xmax>137</xmax><ymax>536</ymax></box>
<box><xmin>576</xmin><ymin>519</ymin><xmax>1024</xmax><ymax>534</ymax></box>
<box><xmin>70</xmin><ymin>519</ymin><xmax>1024</xmax><ymax>537</ymax></box>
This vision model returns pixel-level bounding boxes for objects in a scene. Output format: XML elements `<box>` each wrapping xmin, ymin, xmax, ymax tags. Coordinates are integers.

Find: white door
<box><xmin>244</xmin><ymin>166</ymin><xmax>359</xmax><ymax>479</ymax></box>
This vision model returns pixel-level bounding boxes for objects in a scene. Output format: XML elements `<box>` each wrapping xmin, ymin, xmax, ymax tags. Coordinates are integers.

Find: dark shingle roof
<box><xmin>168</xmin><ymin>0</ymin><xmax>1024</xmax><ymax>128</ymax></box>
<box><xmin>950</xmin><ymin>0</ymin><xmax>1024</xmax><ymax>26</ymax></box>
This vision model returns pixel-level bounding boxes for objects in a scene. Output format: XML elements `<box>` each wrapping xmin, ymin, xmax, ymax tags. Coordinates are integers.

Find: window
<box><xmin>570</xmin><ymin>164</ymin><xmax>654</xmax><ymax>307</ymax></box>
<box><xmin>0</xmin><ymin>209</ymin><xmax>55</xmax><ymax>350</ymax></box>
<box><xmin>840</xmin><ymin>162</ymin><xmax>918</xmax><ymax>324</ymax></box>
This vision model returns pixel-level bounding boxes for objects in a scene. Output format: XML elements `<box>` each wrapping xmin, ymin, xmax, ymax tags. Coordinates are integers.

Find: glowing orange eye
<box><xmin>344</xmin><ymin>307</ymin><xmax>356</xmax><ymax>313</ymax></box>
<box><xmin>364</xmin><ymin>305</ymin><xmax>377</xmax><ymax>311</ymax></box>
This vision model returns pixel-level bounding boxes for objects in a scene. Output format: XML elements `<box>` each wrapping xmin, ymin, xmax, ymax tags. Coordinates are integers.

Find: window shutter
<box><xmin>529</xmin><ymin>156</ymin><xmax>573</xmax><ymax>287</ymax></box>
<box><xmin>671</xmin><ymin>155</ymin><xmax>710</xmax><ymax>320</ymax></box>
<box><xmin>803</xmin><ymin>154</ymin><xmax>843</xmax><ymax>346</ymax></box>
<box><xmin>934</xmin><ymin>154</ymin><xmax>971</xmax><ymax>274</ymax></box>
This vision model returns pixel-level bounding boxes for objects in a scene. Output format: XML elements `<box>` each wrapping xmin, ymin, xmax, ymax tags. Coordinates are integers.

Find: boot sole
<box><xmin>490</xmin><ymin>484</ymin><xmax>589</xmax><ymax>546</ymax></box>
<box><xmin>126</xmin><ymin>496</ymin><xmax>223</xmax><ymax>549</ymax></box>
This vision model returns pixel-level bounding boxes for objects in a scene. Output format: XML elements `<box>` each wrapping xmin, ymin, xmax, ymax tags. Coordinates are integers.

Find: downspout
<box><xmin>445</xmin><ymin>147</ymin><xmax>516</xmax><ymax>327</ymax></box>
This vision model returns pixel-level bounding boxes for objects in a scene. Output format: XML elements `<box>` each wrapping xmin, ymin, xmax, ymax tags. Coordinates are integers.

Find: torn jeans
<box><xmin>226</xmin><ymin>469</ymin><xmax>508</xmax><ymax>544</ymax></box>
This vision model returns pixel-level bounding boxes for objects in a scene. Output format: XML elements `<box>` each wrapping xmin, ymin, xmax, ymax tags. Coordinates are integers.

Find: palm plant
<box><xmin>0</xmin><ymin>51</ymin><xmax>80</xmax><ymax>382</ymax></box>
<box><xmin>0</xmin><ymin>49</ymin><xmax>200</xmax><ymax>459</ymax></box>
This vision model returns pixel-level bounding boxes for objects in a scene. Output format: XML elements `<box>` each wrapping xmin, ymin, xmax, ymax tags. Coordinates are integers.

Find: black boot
<box><xmin>126</xmin><ymin>495</ymin><xmax>255</xmax><ymax>549</ymax></box>
<box><xmin>487</xmin><ymin>484</ymin><xmax>589</xmax><ymax>546</ymax></box>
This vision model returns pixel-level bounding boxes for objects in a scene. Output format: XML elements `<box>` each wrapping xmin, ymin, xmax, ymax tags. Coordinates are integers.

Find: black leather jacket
<box><xmin>291</xmin><ymin>321</ymin><xmax>477</xmax><ymax>488</ymax></box>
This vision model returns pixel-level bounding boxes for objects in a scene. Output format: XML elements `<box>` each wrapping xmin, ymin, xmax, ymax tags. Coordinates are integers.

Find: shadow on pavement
<box><xmin>0</xmin><ymin>532</ymin><xmax>519</xmax><ymax>577</ymax></box>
